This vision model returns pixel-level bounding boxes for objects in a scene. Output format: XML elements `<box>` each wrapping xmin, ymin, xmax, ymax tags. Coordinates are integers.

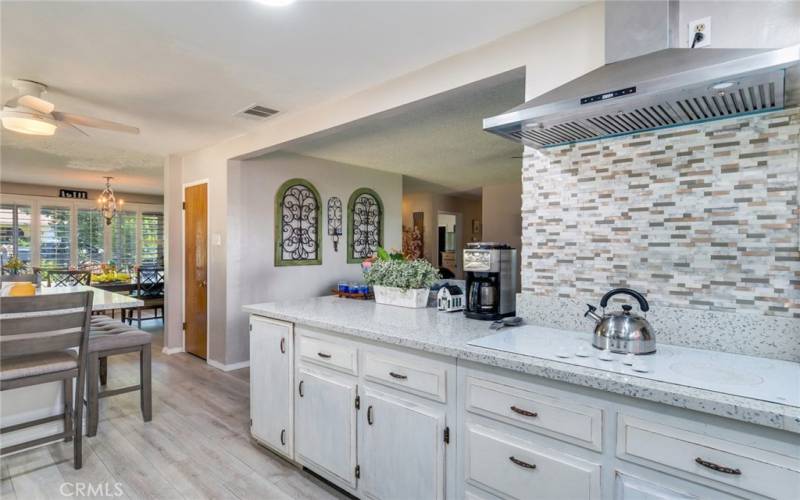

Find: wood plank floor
<box><xmin>1</xmin><ymin>319</ymin><xmax>349</xmax><ymax>500</ymax></box>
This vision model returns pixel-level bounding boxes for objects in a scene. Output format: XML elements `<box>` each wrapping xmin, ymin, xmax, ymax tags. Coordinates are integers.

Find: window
<box><xmin>141</xmin><ymin>211</ymin><xmax>164</xmax><ymax>267</ymax></box>
<box><xmin>77</xmin><ymin>208</ymin><xmax>105</xmax><ymax>267</ymax></box>
<box><xmin>111</xmin><ymin>210</ymin><xmax>137</xmax><ymax>272</ymax></box>
<box><xmin>275</xmin><ymin>178</ymin><xmax>321</xmax><ymax>266</ymax></box>
<box><xmin>40</xmin><ymin>206</ymin><xmax>71</xmax><ymax>269</ymax></box>
<box><xmin>347</xmin><ymin>188</ymin><xmax>383</xmax><ymax>263</ymax></box>
<box><xmin>0</xmin><ymin>203</ymin><xmax>32</xmax><ymax>269</ymax></box>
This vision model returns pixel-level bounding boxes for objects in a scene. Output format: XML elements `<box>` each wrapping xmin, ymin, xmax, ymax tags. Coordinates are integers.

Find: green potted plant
<box><xmin>364</xmin><ymin>248</ymin><xmax>440</xmax><ymax>308</ymax></box>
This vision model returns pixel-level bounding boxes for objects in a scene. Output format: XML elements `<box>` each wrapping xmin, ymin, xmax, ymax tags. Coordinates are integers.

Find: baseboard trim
<box><xmin>207</xmin><ymin>359</ymin><xmax>250</xmax><ymax>372</ymax></box>
<box><xmin>161</xmin><ymin>346</ymin><xmax>184</xmax><ymax>355</ymax></box>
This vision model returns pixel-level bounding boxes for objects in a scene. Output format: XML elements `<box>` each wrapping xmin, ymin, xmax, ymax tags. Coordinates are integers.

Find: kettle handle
<box><xmin>599</xmin><ymin>288</ymin><xmax>649</xmax><ymax>312</ymax></box>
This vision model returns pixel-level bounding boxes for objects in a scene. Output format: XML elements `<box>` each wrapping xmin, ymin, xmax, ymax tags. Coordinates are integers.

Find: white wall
<box><xmin>165</xmin><ymin>2</ymin><xmax>606</xmax><ymax>364</ymax></box>
<box><xmin>481</xmin><ymin>182</ymin><xmax>523</xmax><ymax>292</ymax></box>
<box><xmin>224</xmin><ymin>152</ymin><xmax>402</xmax><ymax>364</ymax></box>
<box><xmin>678</xmin><ymin>0</ymin><xmax>800</xmax><ymax>49</ymax></box>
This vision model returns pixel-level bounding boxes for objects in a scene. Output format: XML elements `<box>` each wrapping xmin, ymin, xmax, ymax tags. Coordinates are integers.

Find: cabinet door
<box><xmin>361</xmin><ymin>388</ymin><xmax>446</xmax><ymax>500</ymax></box>
<box><xmin>295</xmin><ymin>367</ymin><xmax>358</xmax><ymax>488</ymax></box>
<box><xmin>249</xmin><ymin>316</ymin><xmax>293</xmax><ymax>458</ymax></box>
<box><xmin>615</xmin><ymin>472</ymin><xmax>698</xmax><ymax>500</ymax></box>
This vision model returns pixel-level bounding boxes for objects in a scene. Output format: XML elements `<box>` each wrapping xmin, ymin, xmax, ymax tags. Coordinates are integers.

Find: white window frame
<box><xmin>0</xmin><ymin>193</ymin><xmax>163</xmax><ymax>269</ymax></box>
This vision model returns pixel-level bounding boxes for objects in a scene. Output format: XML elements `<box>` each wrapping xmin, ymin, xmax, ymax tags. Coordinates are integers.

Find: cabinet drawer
<box><xmin>465</xmin><ymin>376</ymin><xmax>602</xmax><ymax>451</ymax></box>
<box><xmin>465</xmin><ymin>425</ymin><xmax>601</xmax><ymax>500</ymax></box>
<box><xmin>363</xmin><ymin>351</ymin><xmax>447</xmax><ymax>402</ymax></box>
<box><xmin>298</xmin><ymin>335</ymin><xmax>357</xmax><ymax>375</ymax></box>
<box><xmin>617</xmin><ymin>414</ymin><xmax>800</xmax><ymax>499</ymax></box>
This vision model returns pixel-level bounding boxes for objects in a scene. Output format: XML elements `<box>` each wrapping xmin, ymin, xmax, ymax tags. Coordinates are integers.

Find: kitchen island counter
<box><xmin>244</xmin><ymin>296</ymin><xmax>800</xmax><ymax>433</ymax></box>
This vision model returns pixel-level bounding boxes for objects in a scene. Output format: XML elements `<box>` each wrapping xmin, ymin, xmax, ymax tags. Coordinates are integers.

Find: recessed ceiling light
<box><xmin>710</xmin><ymin>81</ymin><xmax>737</xmax><ymax>90</ymax></box>
<box><xmin>255</xmin><ymin>0</ymin><xmax>295</xmax><ymax>6</ymax></box>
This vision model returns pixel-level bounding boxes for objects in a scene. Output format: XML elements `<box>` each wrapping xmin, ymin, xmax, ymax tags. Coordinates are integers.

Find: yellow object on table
<box><xmin>9</xmin><ymin>282</ymin><xmax>36</xmax><ymax>296</ymax></box>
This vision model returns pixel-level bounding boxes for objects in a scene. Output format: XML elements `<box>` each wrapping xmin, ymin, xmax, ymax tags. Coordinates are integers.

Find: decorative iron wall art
<box><xmin>327</xmin><ymin>197</ymin><xmax>343</xmax><ymax>251</ymax></box>
<box><xmin>347</xmin><ymin>188</ymin><xmax>384</xmax><ymax>263</ymax></box>
<box><xmin>274</xmin><ymin>179</ymin><xmax>322</xmax><ymax>266</ymax></box>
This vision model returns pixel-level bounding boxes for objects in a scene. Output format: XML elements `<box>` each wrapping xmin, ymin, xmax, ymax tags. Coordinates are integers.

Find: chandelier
<box><xmin>97</xmin><ymin>176</ymin><xmax>123</xmax><ymax>225</ymax></box>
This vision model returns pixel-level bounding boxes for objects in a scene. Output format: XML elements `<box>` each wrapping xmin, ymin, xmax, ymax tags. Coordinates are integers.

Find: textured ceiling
<box><xmin>1</xmin><ymin>1</ymin><xmax>584</xmax><ymax>193</ymax></box>
<box><xmin>284</xmin><ymin>72</ymin><xmax>525</xmax><ymax>193</ymax></box>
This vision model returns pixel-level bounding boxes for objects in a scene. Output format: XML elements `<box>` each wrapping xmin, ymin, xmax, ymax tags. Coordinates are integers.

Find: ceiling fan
<box><xmin>1</xmin><ymin>79</ymin><xmax>139</xmax><ymax>137</ymax></box>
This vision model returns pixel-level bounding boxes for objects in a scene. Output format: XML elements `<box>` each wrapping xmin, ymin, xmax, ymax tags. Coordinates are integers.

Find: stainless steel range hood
<box><xmin>484</xmin><ymin>2</ymin><xmax>800</xmax><ymax>149</ymax></box>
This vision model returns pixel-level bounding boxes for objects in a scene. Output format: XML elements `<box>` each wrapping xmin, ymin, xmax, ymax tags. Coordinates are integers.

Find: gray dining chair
<box><xmin>0</xmin><ymin>291</ymin><xmax>93</xmax><ymax>469</ymax></box>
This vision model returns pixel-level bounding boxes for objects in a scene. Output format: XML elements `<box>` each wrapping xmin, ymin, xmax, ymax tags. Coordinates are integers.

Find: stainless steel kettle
<box><xmin>584</xmin><ymin>288</ymin><xmax>656</xmax><ymax>354</ymax></box>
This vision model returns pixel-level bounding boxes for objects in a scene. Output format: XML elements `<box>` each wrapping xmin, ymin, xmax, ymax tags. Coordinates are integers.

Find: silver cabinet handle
<box><xmin>298</xmin><ymin>380</ymin><xmax>304</xmax><ymax>397</ymax></box>
<box><xmin>280</xmin><ymin>429</ymin><xmax>286</xmax><ymax>446</ymax></box>
<box><xmin>317</xmin><ymin>352</ymin><xmax>332</xmax><ymax>359</ymax></box>
<box><xmin>695</xmin><ymin>457</ymin><xmax>741</xmax><ymax>475</ymax></box>
<box><xmin>510</xmin><ymin>405</ymin><xmax>538</xmax><ymax>418</ymax></box>
<box><xmin>389</xmin><ymin>371</ymin><xmax>407</xmax><ymax>380</ymax></box>
<box><xmin>509</xmin><ymin>456</ymin><xmax>536</xmax><ymax>469</ymax></box>
<box><xmin>367</xmin><ymin>405</ymin><xmax>374</xmax><ymax>425</ymax></box>
<box><xmin>280</xmin><ymin>338</ymin><xmax>286</xmax><ymax>354</ymax></box>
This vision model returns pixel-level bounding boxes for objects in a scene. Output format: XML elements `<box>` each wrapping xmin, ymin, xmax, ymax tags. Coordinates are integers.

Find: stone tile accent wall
<box><xmin>519</xmin><ymin>108</ymin><xmax>799</xmax><ymax>360</ymax></box>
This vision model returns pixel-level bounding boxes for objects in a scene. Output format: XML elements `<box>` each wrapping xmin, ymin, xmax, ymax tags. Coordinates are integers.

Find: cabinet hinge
<box><xmin>355</xmin><ymin>465</ymin><xmax>360</xmax><ymax>479</ymax></box>
<box><xmin>443</xmin><ymin>426</ymin><xmax>450</xmax><ymax>444</ymax></box>
<box><xmin>249</xmin><ymin>418</ymin><xmax>252</xmax><ymax>427</ymax></box>
<box><xmin>249</xmin><ymin>323</ymin><xmax>252</xmax><ymax>332</ymax></box>
<box><xmin>354</xmin><ymin>395</ymin><xmax>360</xmax><ymax>410</ymax></box>
<box><xmin>182</xmin><ymin>322</ymin><xmax>187</xmax><ymax>331</ymax></box>
<box><xmin>182</xmin><ymin>201</ymin><xmax>186</xmax><ymax>210</ymax></box>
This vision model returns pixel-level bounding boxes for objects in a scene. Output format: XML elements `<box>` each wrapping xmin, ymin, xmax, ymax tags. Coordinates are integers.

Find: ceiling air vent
<box><xmin>236</xmin><ymin>104</ymin><xmax>279</xmax><ymax>120</ymax></box>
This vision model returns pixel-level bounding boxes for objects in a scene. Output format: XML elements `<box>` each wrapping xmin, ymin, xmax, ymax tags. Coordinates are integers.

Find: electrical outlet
<box><xmin>688</xmin><ymin>17</ymin><xmax>711</xmax><ymax>48</ymax></box>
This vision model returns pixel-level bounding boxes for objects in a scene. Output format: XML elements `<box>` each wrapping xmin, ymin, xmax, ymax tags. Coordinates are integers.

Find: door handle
<box><xmin>198</xmin><ymin>280</ymin><xmax>207</xmax><ymax>288</ymax></box>
<box><xmin>280</xmin><ymin>429</ymin><xmax>286</xmax><ymax>446</ymax></box>
<box><xmin>280</xmin><ymin>338</ymin><xmax>286</xmax><ymax>354</ymax></box>
<box><xmin>367</xmin><ymin>405</ymin><xmax>374</xmax><ymax>425</ymax></box>
<box><xmin>298</xmin><ymin>380</ymin><xmax>304</xmax><ymax>397</ymax></box>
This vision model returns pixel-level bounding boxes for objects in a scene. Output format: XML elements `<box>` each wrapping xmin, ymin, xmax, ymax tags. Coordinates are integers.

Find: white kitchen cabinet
<box><xmin>614</xmin><ymin>472</ymin><xmax>698</xmax><ymax>500</ymax></box>
<box><xmin>360</xmin><ymin>387</ymin><xmax>446</xmax><ymax>500</ymax></box>
<box><xmin>249</xmin><ymin>315</ymin><xmax>293</xmax><ymax>459</ymax></box>
<box><xmin>295</xmin><ymin>366</ymin><xmax>359</xmax><ymax>489</ymax></box>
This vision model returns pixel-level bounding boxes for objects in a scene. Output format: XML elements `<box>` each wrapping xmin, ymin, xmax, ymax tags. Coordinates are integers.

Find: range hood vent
<box><xmin>484</xmin><ymin>45</ymin><xmax>800</xmax><ymax>149</ymax></box>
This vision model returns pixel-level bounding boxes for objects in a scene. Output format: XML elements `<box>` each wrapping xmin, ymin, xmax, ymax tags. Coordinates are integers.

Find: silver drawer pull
<box><xmin>509</xmin><ymin>456</ymin><xmax>536</xmax><ymax>469</ymax></box>
<box><xmin>510</xmin><ymin>405</ymin><xmax>538</xmax><ymax>418</ymax></box>
<box><xmin>389</xmin><ymin>371</ymin><xmax>408</xmax><ymax>380</ymax></box>
<box><xmin>695</xmin><ymin>457</ymin><xmax>741</xmax><ymax>475</ymax></box>
<box><xmin>317</xmin><ymin>352</ymin><xmax>332</xmax><ymax>359</ymax></box>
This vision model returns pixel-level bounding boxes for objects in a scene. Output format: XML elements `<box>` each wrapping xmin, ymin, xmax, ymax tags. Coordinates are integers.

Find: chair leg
<box><xmin>87</xmin><ymin>354</ymin><xmax>100</xmax><ymax>437</ymax></box>
<box><xmin>63</xmin><ymin>378</ymin><xmax>73</xmax><ymax>442</ymax></box>
<box><xmin>74</xmin><ymin>371</ymin><xmax>85</xmax><ymax>469</ymax></box>
<box><xmin>99</xmin><ymin>357</ymin><xmax>108</xmax><ymax>386</ymax></box>
<box><xmin>140</xmin><ymin>345</ymin><xmax>152</xmax><ymax>422</ymax></box>
<box><xmin>137</xmin><ymin>308</ymin><xmax>142</xmax><ymax>329</ymax></box>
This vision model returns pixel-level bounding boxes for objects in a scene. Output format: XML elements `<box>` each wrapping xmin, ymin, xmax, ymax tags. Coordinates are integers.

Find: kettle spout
<box><xmin>584</xmin><ymin>304</ymin><xmax>602</xmax><ymax>323</ymax></box>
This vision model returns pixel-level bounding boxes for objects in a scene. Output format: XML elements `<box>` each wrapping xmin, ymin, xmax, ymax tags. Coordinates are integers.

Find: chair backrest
<box><xmin>45</xmin><ymin>269</ymin><xmax>92</xmax><ymax>287</ymax></box>
<box><xmin>0</xmin><ymin>291</ymin><xmax>93</xmax><ymax>359</ymax></box>
<box><xmin>137</xmin><ymin>267</ymin><xmax>165</xmax><ymax>296</ymax></box>
<box><xmin>0</xmin><ymin>273</ymin><xmax>37</xmax><ymax>283</ymax></box>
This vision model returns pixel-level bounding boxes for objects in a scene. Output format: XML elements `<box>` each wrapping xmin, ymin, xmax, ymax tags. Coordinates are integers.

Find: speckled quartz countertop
<box><xmin>243</xmin><ymin>296</ymin><xmax>800</xmax><ymax>434</ymax></box>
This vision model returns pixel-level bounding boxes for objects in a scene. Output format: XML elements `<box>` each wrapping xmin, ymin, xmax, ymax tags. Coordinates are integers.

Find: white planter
<box><xmin>373</xmin><ymin>285</ymin><xmax>430</xmax><ymax>308</ymax></box>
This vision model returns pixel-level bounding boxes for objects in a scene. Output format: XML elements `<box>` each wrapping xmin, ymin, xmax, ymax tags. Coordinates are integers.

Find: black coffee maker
<box><xmin>463</xmin><ymin>243</ymin><xmax>517</xmax><ymax>320</ymax></box>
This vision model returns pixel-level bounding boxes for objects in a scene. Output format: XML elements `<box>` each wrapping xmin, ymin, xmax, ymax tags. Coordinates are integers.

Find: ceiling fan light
<box><xmin>1</xmin><ymin>115</ymin><xmax>56</xmax><ymax>136</ymax></box>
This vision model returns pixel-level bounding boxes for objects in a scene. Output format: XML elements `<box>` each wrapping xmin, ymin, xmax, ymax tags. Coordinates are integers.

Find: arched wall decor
<box><xmin>275</xmin><ymin>178</ymin><xmax>322</xmax><ymax>266</ymax></box>
<box><xmin>347</xmin><ymin>188</ymin><xmax>384</xmax><ymax>264</ymax></box>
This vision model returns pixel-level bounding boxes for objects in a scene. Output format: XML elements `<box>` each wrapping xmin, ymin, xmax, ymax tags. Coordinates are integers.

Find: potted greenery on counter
<box><xmin>364</xmin><ymin>248</ymin><xmax>440</xmax><ymax>308</ymax></box>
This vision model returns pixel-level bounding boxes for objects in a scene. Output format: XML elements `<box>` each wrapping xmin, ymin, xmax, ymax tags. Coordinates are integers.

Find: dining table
<box><xmin>36</xmin><ymin>284</ymin><xmax>144</xmax><ymax>312</ymax></box>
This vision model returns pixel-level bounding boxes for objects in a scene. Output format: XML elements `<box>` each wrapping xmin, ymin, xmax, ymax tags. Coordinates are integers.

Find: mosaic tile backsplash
<box><xmin>519</xmin><ymin>108</ymin><xmax>799</xmax><ymax>359</ymax></box>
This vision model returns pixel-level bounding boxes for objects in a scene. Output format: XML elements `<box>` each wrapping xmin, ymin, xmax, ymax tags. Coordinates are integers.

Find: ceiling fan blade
<box><xmin>53</xmin><ymin>111</ymin><xmax>139</xmax><ymax>134</ymax></box>
<box><xmin>18</xmin><ymin>95</ymin><xmax>55</xmax><ymax>114</ymax></box>
<box><xmin>58</xmin><ymin>121</ymin><xmax>89</xmax><ymax>137</ymax></box>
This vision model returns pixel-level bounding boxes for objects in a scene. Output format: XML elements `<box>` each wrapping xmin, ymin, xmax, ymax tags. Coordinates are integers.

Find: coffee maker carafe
<box><xmin>464</xmin><ymin>243</ymin><xmax>517</xmax><ymax>320</ymax></box>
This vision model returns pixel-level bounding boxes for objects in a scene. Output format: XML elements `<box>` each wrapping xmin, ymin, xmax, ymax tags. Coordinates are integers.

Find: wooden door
<box><xmin>361</xmin><ymin>388</ymin><xmax>446</xmax><ymax>500</ymax></box>
<box><xmin>250</xmin><ymin>316</ymin><xmax>293</xmax><ymax>459</ymax></box>
<box><xmin>184</xmin><ymin>183</ymin><xmax>208</xmax><ymax>359</ymax></box>
<box><xmin>295</xmin><ymin>367</ymin><xmax>358</xmax><ymax>488</ymax></box>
